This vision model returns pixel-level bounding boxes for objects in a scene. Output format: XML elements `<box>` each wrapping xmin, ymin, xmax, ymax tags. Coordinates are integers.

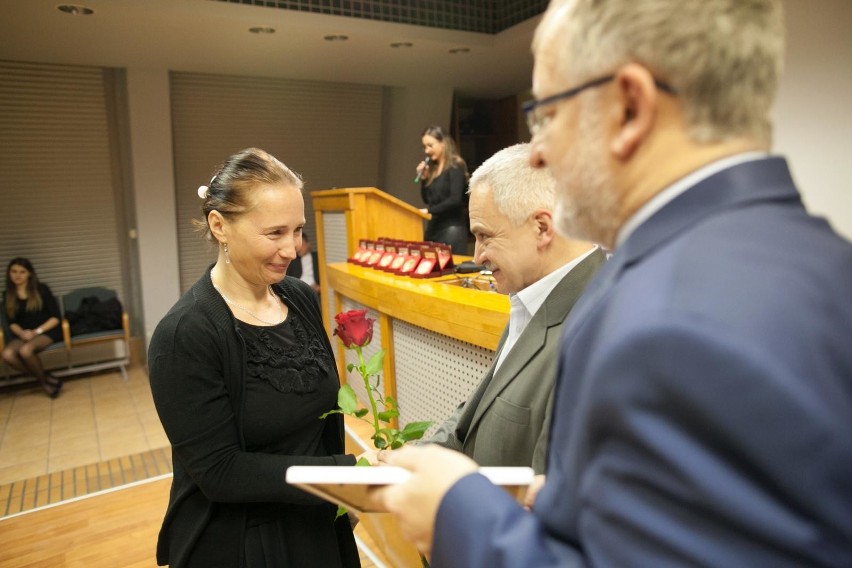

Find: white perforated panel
<box><xmin>322</xmin><ymin>212</ymin><xmax>349</xmax><ymax>263</ymax></box>
<box><xmin>340</xmin><ymin>299</ymin><xmax>385</xmax><ymax>413</ymax></box>
<box><xmin>393</xmin><ymin>320</ymin><xmax>495</xmax><ymax>437</ymax></box>
<box><xmin>322</xmin><ymin>212</ymin><xmax>348</xmax><ymax>337</ymax></box>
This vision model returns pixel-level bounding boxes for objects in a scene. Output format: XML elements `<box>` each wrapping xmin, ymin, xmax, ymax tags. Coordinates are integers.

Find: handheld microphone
<box><xmin>414</xmin><ymin>156</ymin><xmax>432</xmax><ymax>184</ymax></box>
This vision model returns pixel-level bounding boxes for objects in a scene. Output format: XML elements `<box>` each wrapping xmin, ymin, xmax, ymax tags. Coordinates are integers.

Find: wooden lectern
<box><xmin>310</xmin><ymin>187</ymin><xmax>429</xmax><ymax>333</ymax></box>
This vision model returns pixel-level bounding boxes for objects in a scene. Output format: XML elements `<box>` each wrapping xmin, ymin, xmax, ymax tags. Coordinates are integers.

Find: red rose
<box><xmin>334</xmin><ymin>309</ymin><xmax>374</xmax><ymax>348</ymax></box>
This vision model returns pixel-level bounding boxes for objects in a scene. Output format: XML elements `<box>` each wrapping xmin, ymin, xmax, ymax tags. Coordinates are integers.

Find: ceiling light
<box><xmin>57</xmin><ymin>4</ymin><xmax>94</xmax><ymax>15</ymax></box>
<box><xmin>323</xmin><ymin>34</ymin><xmax>349</xmax><ymax>42</ymax></box>
<box><xmin>390</xmin><ymin>42</ymin><xmax>413</xmax><ymax>48</ymax></box>
<box><xmin>449</xmin><ymin>47</ymin><xmax>471</xmax><ymax>54</ymax></box>
<box><xmin>249</xmin><ymin>26</ymin><xmax>276</xmax><ymax>34</ymax></box>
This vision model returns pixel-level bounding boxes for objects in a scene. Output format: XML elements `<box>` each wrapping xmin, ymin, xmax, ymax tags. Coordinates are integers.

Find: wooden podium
<box><xmin>312</xmin><ymin>188</ymin><xmax>430</xmax><ymax>567</ymax></box>
<box><xmin>310</xmin><ymin>187</ymin><xmax>429</xmax><ymax>333</ymax></box>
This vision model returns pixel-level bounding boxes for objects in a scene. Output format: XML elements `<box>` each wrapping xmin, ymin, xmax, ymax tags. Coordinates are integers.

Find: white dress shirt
<box><xmin>493</xmin><ymin>246</ymin><xmax>598</xmax><ymax>373</ymax></box>
<box><xmin>299</xmin><ymin>252</ymin><xmax>316</xmax><ymax>286</ymax></box>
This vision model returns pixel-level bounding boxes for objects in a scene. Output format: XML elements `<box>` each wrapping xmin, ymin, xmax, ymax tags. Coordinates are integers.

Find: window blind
<box><xmin>0</xmin><ymin>60</ymin><xmax>125</xmax><ymax>306</ymax></box>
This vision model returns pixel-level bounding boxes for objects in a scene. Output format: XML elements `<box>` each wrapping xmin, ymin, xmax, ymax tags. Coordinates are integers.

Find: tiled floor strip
<box><xmin>0</xmin><ymin>446</ymin><xmax>172</xmax><ymax>518</ymax></box>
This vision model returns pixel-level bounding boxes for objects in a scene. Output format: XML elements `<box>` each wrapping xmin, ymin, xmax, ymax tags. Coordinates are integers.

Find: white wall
<box><xmin>774</xmin><ymin>0</ymin><xmax>852</xmax><ymax>241</ymax></box>
<box><xmin>126</xmin><ymin>68</ymin><xmax>181</xmax><ymax>347</ymax></box>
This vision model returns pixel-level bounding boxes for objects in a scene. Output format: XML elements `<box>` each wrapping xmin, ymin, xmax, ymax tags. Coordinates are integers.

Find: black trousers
<box><xmin>425</xmin><ymin>222</ymin><xmax>469</xmax><ymax>255</ymax></box>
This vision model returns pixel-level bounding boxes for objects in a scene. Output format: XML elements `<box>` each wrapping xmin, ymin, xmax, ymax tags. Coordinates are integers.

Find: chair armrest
<box><xmin>61</xmin><ymin>319</ymin><xmax>72</xmax><ymax>351</ymax></box>
<box><xmin>122</xmin><ymin>311</ymin><xmax>130</xmax><ymax>343</ymax></box>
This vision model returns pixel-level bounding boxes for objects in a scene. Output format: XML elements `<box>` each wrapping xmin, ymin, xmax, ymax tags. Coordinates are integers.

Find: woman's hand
<box><xmin>416</xmin><ymin>159</ymin><xmax>434</xmax><ymax>183</ymax></box>
<box><xmin>367</xmin><ymin>445</ymin><xmax>478</xmax><ymax>556</ymax></box>
<box><xmin>523</xmin><ymin>474</ymin><xmax>546</xmax><ymax>510</ymax></box>
<box><xmin>356</xmin><ymin>450</ymin><xmax>381</xmax><ymax>466</ymax></box>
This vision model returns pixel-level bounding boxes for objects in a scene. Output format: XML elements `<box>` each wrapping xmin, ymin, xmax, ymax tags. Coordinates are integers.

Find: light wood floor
<box><xmin>0</xmin><ymin>474</ymin><xmax>390</xmax><ymax>567</ymax></box>
<box><xmin>0</xmin><ymin>367</ymin><xmax>394</xmax><ymax>567</ymax></box>
<box><xmin>0</xmin><ymin>474</ymin><xmax>173</xmax><ymax>568</ymax></box>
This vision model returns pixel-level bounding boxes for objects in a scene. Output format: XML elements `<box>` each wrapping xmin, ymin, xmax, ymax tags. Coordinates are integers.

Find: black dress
<box><xmin>421</xmin><ymin>164</ymin><xmax>469</xmax><ymax>254</ymax></box>
<box><xmin>238</xmin><ymin>310</ymin><xmax>360</xmax><ymax>567</ymax></box>
<box><xmin>148</xmin><ymin>272</ymin><xmax>359</xmax><ymax>568</ymax></box>
<box><xmin>5</xmin><ymin>283</ymin><xmax>62</xmax><ymax>343</ymax></box>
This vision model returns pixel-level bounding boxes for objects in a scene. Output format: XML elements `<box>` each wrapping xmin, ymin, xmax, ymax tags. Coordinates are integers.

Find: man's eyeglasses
<box><xmin>523</xmin><ymin>74</ymin><xmax>676</xmax><ymax>136</ymax></box>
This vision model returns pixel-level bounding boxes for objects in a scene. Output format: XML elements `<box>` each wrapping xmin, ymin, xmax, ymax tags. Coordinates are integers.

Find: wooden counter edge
<box><xmin>328</xmin><ymin>262</ymin><xmax>508</xmax><ymax>351</ymax></box>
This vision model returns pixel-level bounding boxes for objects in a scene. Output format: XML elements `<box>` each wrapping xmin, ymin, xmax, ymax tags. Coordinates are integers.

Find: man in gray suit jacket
<box><xmin>428</xmin><ymin>143</ymin><xmax>604</xmax><ymax>474</ymax></box>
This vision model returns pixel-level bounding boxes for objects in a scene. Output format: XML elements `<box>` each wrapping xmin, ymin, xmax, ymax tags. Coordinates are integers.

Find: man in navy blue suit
<box><xmin>370</xmin><ymin>0</ymin><xmax>852</xmax><ymax>566</ymax></box>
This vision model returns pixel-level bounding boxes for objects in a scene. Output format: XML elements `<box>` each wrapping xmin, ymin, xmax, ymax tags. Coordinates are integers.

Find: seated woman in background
<box><xmin>148</xmin><ymin>148</ymin><xmax>361</xmax><ymax>568</ymax></box>
<box><xmin>416</xmin><ymin>125</ymin><xmax>470</xmax><ymax>255</ymax></box>
<box><xmin>1</xmin><ymin>257</ymin><xmax>63</xmax><ymax>398</ymax></box>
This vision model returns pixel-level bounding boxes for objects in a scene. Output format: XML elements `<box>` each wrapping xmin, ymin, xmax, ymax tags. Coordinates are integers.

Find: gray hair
<box><xmin>469</xmin><ymin>143</ymin><xmax>557</xmax><ymax>226</ymax></box>
<box><xmin>534</xmin><ymin>0</ymin><xmax>784</xmax><ymax>145</ymax></box>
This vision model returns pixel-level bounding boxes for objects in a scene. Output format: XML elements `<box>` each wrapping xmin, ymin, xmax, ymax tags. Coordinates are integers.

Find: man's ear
<box><xmin>610</xmin><ymin>63</ymin><xmax>660</xmax><ymax>160</ymax></box>
<box><xmin>533</xmin><ymin>209</ymin><xmax>555</xmax><ymax>248</ymax></box>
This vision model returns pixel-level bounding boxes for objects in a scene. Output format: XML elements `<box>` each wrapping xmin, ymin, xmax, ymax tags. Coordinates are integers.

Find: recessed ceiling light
<box><xmin>57</xmin><ymin>4</ymin><xmax>94</xmax><ymax>15</ymax></box>
<box><xmin>449</xmin><ymin>47</ymin><xmax>471</xmax><ymax>54</ymax></box>
<box><xmin>390</xmin><ymin>42</ymin><xmax>413</xmax><ymax>48</ymax></box>
<box><xmin>323</xmin><ymin>34</ymin><xmax>349</xmax><ymax>42</ymax></box>
<box><xmin>249</xmin><ymin>26</ymin><xmax>276</xmax><ymax>34</ymax></box>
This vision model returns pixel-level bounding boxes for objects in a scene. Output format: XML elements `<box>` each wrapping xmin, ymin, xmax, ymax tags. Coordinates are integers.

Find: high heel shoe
<box><xmin>41</xmin><ymin>377</ymin><xmax>63</xmax><ymax>398</ymax></box>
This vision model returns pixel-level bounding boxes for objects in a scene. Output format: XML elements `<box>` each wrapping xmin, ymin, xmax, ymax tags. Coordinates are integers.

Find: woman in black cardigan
<box><xmin>148</xmin><ymin>148</ymin><xmax>360</xmax><ymax>568</ymax></box>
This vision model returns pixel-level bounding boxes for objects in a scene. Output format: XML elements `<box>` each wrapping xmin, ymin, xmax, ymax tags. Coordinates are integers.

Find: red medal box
<box><xmin>376</xmin><ymin>243</ymin><xmax>399</xmax><ymax>271</ymax></box>
<box><xmin>396</xmin><ymin>246</ymin><xmax>422</xmax><ymax>275</ymax></box>
<box><xmin>411</xmin><ymin>246</ymin><xmax>440</xmax><ymax>278</ymax></box>
<box><xmin>349</xmin><ymin>240</ymin><xmax>374</xmax><ymax>265</ymax></box>
<box><xmin>387</xmin><ymin>242</ymin><xmax>411</xmax><ymax>273</ymax></box>
<box><xmin>364</xmin><ymin>242</ymin><xmax>385</xmax><ymax>267</ymax></box>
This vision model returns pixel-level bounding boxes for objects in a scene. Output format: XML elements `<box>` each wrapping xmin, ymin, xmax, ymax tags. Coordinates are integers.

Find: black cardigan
<box><xmin>148</xmin><ymin>268</ymin><xmax>355</xmax><ymax>567</ymax></box>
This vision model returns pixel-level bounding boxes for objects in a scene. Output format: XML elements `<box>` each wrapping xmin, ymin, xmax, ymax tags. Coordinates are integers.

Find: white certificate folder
<box><xmin>286</xmin><ymin>465</ymin><xmax>535</xmax><ymax>514</ymax></box>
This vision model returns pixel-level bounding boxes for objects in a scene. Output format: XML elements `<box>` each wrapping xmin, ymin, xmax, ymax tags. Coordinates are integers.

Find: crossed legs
<box><xmin>2</xmin><ymin>336</ymin><xmax>62</xmax><ymax>397</ymax></box>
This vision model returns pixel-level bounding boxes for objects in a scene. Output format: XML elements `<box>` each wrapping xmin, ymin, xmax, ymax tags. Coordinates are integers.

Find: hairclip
<box><xmin>197</xmin><ymin>175</ymin><xmax>217</xmax><ymax>199</ymax></box>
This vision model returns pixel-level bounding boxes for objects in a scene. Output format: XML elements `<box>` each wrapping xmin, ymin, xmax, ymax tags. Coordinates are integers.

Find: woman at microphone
<box><xmin>416</xmin><ymin>125</ymin><xmax>470</xmax><ymax>255</ymax></box>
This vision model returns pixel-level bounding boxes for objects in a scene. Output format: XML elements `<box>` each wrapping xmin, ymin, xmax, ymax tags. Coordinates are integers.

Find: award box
<box><xmin>286</xmin><ymin>465</ymin><xmax>534</xmax><ymax>514</ymax></box>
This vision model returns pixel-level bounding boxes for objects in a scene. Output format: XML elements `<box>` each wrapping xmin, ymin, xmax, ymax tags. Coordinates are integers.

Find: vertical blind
<box><xmin>0</xmin><ymin>60</ymin><xmax>125</xmax><ymax>306</ymax></box>
<box><xmin>170</xmin><ymin>72</ymin><xmax>385</xmax><ymax>292</ymax></box>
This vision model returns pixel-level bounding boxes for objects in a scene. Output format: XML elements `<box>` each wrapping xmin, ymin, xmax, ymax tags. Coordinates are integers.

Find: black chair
<box><xmin>60</xmin><ymin>287</ymin><xmax>131</xmax><ymax>381</ymax></box>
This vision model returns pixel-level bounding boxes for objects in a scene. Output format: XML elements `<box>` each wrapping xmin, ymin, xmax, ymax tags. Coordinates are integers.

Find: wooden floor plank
<box><xmin>0</xmin><ymin>476</ymin><xmax>387</xmax><ymax>567</ymax></box>
<box><xmin>0</xmin><ymin>476</ymin><xmax>170</xmax><ymax>568</ymax></box>
<box><xmin>0</xmin><ymin>446</ymin><xmax>389</xmax><ymax>567</ymax></box>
